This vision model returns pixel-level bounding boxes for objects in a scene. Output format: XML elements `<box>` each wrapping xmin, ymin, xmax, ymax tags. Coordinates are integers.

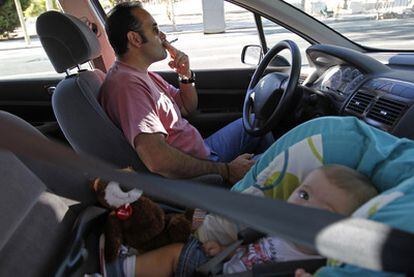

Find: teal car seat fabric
<box><xmin>232</xmin><ymin>116</ymin><xmax>414</xmax><ymax>276</ymax></box>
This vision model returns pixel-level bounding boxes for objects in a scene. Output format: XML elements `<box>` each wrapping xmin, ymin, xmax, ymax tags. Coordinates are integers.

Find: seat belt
<box><xmin>1</xmin><ymin>116</ymin><xmax>414</xmax><ymax>275</ymax></box>
<box><xmin>214</xmin><ymin>258</ymin><xmax>327</xmax><ymax>277</ymax></box>
<box><xmin>54</xmin><ymin>206</ymin><xmax>107</xmax><ymax>276</ymax></box>
<box><xmin>250</xmin><ymin>258</ymin><xmax>327</xmax><ymax>277</ymax></box>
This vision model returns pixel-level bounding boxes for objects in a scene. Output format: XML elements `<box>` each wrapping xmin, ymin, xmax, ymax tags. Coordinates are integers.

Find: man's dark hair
<box><xmin>106</xmin><ymin>1</ymin><xmax>148</xmax><ymax>56</ymax></box>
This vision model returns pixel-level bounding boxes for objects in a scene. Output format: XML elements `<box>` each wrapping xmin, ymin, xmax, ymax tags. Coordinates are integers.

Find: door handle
<box><xmin>46</xmin><ymin>86</ymin><xmax>56</xmax><ymax>96</ymax></box>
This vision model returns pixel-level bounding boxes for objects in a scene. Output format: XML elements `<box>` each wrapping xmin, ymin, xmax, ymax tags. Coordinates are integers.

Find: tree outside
<box><xmin>0</xmin><ymin>0</ymin><xmax>58</xmax><ymax>39</ymax></box>
<box><xmin>103</xmin><ymin>0</ymin><xmax>179</xmax><ymax>30</ymax></box>
<box><xmin>0</xmin><ymin>0</ymin><xmax>30</xmax><ymax>38</ymax></box>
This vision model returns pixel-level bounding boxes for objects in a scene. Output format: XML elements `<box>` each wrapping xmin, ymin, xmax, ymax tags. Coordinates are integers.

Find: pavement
<box><xmin>0</xmin><ymin>36</ymin><xmax>42</xmax><ymax>51</ymax></box>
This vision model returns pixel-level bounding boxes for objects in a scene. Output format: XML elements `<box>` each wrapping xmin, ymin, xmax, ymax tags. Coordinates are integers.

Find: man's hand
<box><xmin>163</xmin><ymin>40</ymin><xmax>191</xmax><ymax>78</ymax></box>
<box><xmin>202</xmin><ymin>241</ymin><xmax>225</xmax><ymax>257</ymax></box>
<box><xmin>227</xmin><ymin>153</ymin><xmax>255</xmax><ymax>184</ymax></box>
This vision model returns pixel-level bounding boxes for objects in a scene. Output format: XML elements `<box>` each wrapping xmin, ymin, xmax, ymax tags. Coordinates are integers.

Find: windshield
<box><xmin>283</xmin><ymin>0</ymin><xmax>414</xmax><ymax>50</ymax></box>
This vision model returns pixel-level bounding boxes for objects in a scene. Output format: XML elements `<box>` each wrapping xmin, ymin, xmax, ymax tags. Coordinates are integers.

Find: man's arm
<box><xmin>177</xmin><ymin>81</ymin><xmax>198</xmax><ymax>116</ymax></box>
<box><xmin>134</xmin><ymin>133</ymin><xmax>254</xmax><ymax>184</ymax></box>
<box><xmin>135</xmin><ymin>133</ymin><xmax>225</xmax><ymax>179</ymax></box>
<box><xmin>163</xmin><ymin>40</ymin><xmax>198</xmax><ymax>115</ymax></box>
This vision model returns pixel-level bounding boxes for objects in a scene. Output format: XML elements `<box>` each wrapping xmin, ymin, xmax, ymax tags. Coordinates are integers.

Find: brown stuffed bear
<box><xmin>91</xmin><ymin>177</ymin><xmax>193</xmax><ymax>262</ymax></box>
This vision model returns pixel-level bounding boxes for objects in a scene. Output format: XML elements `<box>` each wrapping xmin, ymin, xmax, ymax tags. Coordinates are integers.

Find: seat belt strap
<box><xmin>251</xmin><ymin>258</ymin><xmax>327</xmax><ymax>277</ymax></box>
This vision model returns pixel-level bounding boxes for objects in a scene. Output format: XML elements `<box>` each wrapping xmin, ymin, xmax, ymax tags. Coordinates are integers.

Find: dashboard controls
<box><xmin>345</xmin><ymin>90</ymin><xmax>375</xmax><ymax>115</ymax></box>
<box><xmin>319</xmin><ymin>65</ymin><xmax>364</xmax><ymax>96</ymax></box>
<box><xmin>367</xmin><ymin>97</ymin><xmax>406</xmax><ymax>127</ymax></box>
<box><xmin>320</xmin><ymin>66</ymin><xmax>342</xmax><ymax>92</ymax></box>
<box><xmin>306</xmin><ymin>45</ymin><xmax>414</xmax><ymax>137</ymax></box>
<box><xmin>344</xmin><ymin>78</ymin><xmax>411</xmax><ymax>130</ymax></box>
<box><xmin>345</xmin><ymin>74</ymin><xmax>364</xmax><ymax>92</ymax></box>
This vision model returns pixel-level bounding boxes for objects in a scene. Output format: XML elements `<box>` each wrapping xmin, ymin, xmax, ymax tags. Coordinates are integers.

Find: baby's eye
<box><xmin>298</xmin><ymin>190</ymin><xmax>309</xmax><ymax>200</ymax></box>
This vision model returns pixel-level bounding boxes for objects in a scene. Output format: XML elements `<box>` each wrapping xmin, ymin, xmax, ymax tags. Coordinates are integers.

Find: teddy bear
<box><xmin>91</xmin><ymin>176</ymin><xmax>193</xmax><ymax>262</ymax></box>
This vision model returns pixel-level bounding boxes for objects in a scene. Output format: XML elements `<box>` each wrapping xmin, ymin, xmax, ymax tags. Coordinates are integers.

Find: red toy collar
<box><xmin>115</xmin><ymin>203</ymin><xmax>133</xmax><ymax>220</ymax></box>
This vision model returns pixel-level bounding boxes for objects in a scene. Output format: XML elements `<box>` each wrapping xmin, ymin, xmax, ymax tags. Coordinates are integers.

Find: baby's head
<box><xmin>287</xmin><ymin>164</ymin><xmax>378</xmax><ymax>215</ymax></box>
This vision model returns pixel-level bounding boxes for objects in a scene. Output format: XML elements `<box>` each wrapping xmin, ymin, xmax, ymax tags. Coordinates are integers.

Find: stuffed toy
<box><xmin>91</xmin><ymin>176</ymin><xmax>193</xmax><ymax>262</ymax></box>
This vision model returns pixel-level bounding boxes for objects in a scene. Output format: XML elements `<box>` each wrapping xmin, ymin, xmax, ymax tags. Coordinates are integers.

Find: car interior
<box><xmin>1</xmin><ymin>0</ymin><xmax>414</xmax><ymax>276</ymax></box>
<box><xmin>36</xmin><ymin>10</ymin><xmax>146</xmax><ymax>171</ymax></box>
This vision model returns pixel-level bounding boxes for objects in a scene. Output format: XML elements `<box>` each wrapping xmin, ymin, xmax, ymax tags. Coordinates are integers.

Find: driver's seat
<box><xmin>36</xmin><ymin>11</ymin><xmax>146</xmax><ymax>171</ymax></box>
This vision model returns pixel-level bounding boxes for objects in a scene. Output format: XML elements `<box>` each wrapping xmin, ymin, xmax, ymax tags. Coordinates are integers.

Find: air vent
<box><xmin>367</xmin><ymin>97</ymin><xmax>406</xmax><ymax>126</ymax></box>
<box><xmin>346</xmin><ymin>91</ymin><xmax>375</xmax><ymax>115</ymax></box>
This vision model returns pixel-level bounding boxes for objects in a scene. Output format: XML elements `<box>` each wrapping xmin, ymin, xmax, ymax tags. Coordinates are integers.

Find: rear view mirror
<box><xmin>241</xmin><ymin>45</ymin><xmax>263</xmax><ymax>65</ymax></box>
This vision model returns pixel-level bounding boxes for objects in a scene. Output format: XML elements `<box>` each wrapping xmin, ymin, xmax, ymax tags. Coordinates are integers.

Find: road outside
<box><xmin>0</xmin><ymin>0</ymin><xmax>413</xmax><ymax>80</ymax></box>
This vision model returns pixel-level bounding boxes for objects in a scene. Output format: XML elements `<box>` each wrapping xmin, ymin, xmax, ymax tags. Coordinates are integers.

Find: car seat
<box><xmin>36</xmin><ymin>11</ymin><xmax>146</xmax><ymax>171</ymax></box>
<box><xmin>0</xmin><ymin>111</ymin><xmax>105</xmax><ymax>277</ymax></box>
<box><xmin>232</xmin><ymin>115</ymin><xmax>414</xmax><ymax>276</ymax></box>
<box><xmin>36</xmin><ymin>11</ymin><xmax>224</xmax><ymax>187</ymax></box>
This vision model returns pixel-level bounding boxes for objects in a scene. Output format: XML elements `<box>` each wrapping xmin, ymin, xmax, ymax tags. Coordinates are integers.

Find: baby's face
<box><xmin>287</xmin><ymin>168</ymin><xmax>354</xmax><ymax>215</ymax></box>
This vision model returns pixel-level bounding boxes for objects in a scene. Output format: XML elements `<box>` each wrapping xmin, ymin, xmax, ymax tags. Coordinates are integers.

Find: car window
<box><xmin>98</xmin><ymin>0</ymin><xmax>311</xmax><ymax>71</ymax></box>
<box><xmin>0</xmin><ymin>2</ymin><xmax>94</xmax><ymax>81</ymax></box>
<box><xmin>262</xmin><ymin>18</ymin><xmax>311</xmax><ymax>66</ymax></box>
<box><xmin>0</xmin><ymin>0</ymin><xmax>64</xmax><ymax>80</ymax></box>
<box><xmin>282</xmin><ymin>0</ymin><xmax>414</xmax><ymax>51</ymax></box>
<box><xmin>0</xmin><ymin>37</ymin><xmax>62</xmax><ymax>80</ymax></box>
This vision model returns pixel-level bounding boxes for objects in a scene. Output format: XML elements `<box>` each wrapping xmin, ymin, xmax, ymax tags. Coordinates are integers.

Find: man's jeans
<box><xmin>204</xmin><ymin>118</ymin><xmax>274</xmax><ymax>162</ymax></box>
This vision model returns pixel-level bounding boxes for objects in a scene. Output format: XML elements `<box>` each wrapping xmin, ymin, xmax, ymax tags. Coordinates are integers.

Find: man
<box><xmin>99</xmin><ymin>2</ymin><xmax>273</xmax><ymax>184</ymax></box>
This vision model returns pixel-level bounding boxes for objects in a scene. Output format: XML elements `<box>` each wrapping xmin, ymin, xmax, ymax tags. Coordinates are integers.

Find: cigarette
<box><xmin>169</xmin><ymin>38</ymin><xmax>178</xmax><ymax>44</ymax></box>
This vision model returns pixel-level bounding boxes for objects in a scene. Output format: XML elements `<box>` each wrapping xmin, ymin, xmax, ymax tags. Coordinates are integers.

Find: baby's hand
<box><xmin>295</xmin><ymin>268</ymin><xmax>312</xmax><ymax>277</ymax></box>
<box><xmin>202</xmin><ymin>241</ymin><xmax>224</xmax><ymax>257</ymax></box>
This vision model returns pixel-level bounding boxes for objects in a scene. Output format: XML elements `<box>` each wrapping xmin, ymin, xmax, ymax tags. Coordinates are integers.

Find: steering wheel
<box><xmin>243</xmin><ymin>40</ymin><xmax>301</xmax><ymax>136</ymax></box>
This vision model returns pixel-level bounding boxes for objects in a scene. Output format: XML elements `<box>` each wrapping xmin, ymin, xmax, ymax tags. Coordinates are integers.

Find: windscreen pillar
<box><xmin>202</xmin><ymin>0</ymin><xmax>225</xmax><ymax>34</ymax></box>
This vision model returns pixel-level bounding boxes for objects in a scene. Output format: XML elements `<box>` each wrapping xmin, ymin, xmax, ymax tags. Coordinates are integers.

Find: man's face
<box><xmin>131</xmin><ymin>8</ymin><xmax>168</xmax><ymax>62</ymax></box>
<box><xmin>287</xmin><ymin>168</ymin><xmax>355</xmax><ymax>215</ymax></box>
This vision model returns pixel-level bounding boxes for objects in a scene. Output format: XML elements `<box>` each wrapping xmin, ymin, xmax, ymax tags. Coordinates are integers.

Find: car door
<box><xmin>159</xmin><ymin>68</ymin><xmax>251</xmax><ymax>137</ymax></box>
<box><xmin>0</xmin><ymin>34</ymin><xmax>65</xmax><ymax>141</ymax></box>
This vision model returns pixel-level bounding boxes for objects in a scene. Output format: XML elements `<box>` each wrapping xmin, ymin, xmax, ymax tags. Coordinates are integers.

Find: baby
<box><xmin>115</xmin><ymin>165</ymin><xmax>378</xmax><ymax>277</ymax></box>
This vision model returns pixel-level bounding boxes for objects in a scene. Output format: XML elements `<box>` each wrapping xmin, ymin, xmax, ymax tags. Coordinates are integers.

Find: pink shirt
<box><xmin>99</xmin><ymin>61</ymin><xmax>210</xmax><ymax>159</ymax></box>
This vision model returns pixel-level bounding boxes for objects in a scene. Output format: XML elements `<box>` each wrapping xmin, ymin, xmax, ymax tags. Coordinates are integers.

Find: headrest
<box><xmin>36</xmin><ymin>11</ymin><xmax>101</xmax><ymax>73</ymax></box>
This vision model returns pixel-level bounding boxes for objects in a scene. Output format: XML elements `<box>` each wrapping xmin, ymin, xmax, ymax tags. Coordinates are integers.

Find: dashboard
<box><xmin>315</xmin><ymin>65</ymin><xmax>364</xmax><ymax>100</ymax></box>
<box><xmin>305</xmin><ymin>44</ymin><xmax>414</xmax><ymax>140</ymax></box>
